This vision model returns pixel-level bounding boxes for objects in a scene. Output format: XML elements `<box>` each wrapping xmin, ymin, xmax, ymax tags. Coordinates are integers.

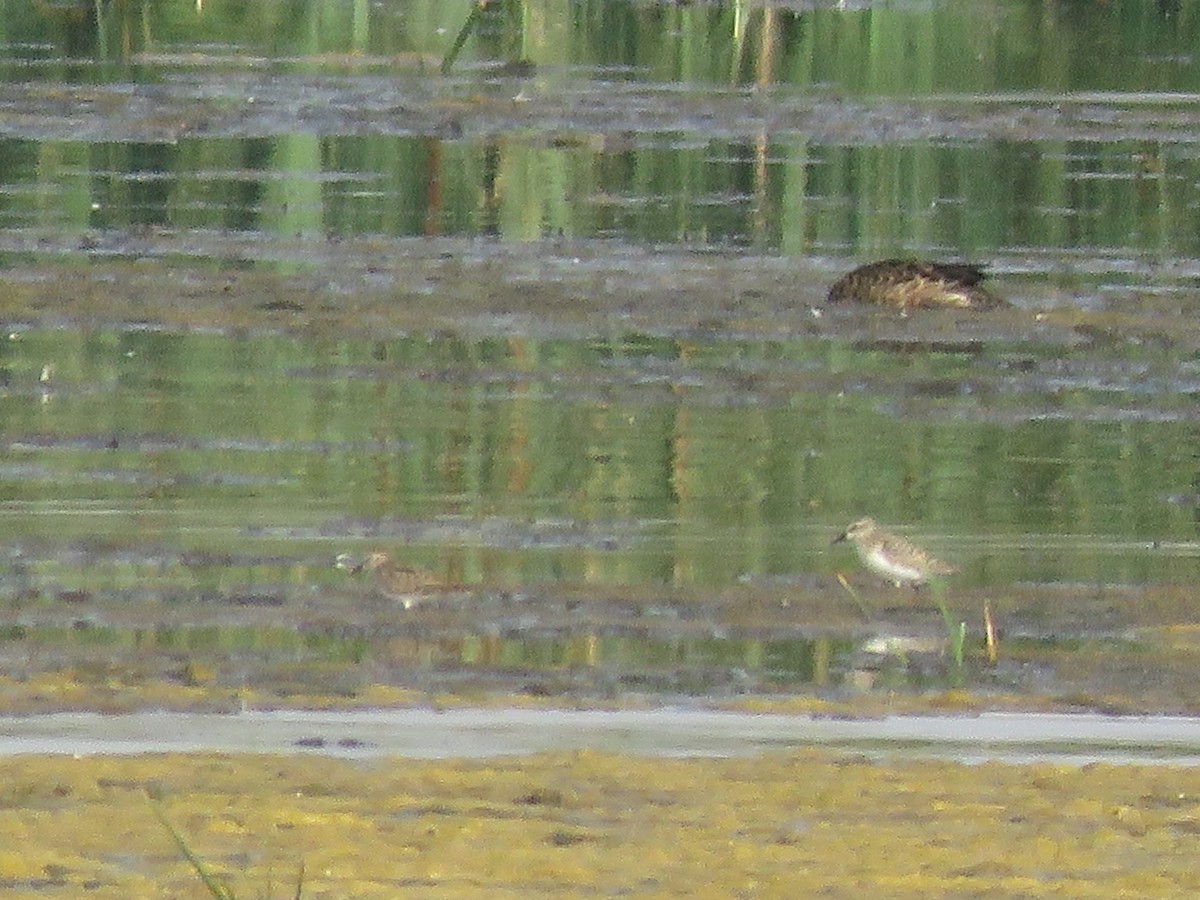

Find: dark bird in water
<box><xmin>827</xmin><ymin>259</ymin><xmax>1006</xmax><ymax>310</ymax></box>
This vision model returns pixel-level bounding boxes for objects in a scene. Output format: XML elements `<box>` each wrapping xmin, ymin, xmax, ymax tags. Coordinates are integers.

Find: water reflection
<box><xmin>0</xmin><ymin>325</ymin><xmax>1193</xmax><ymax>587</ymax></box>
<box><xmin>0</xmin><ymin>309</ymin><xmax>1191</xmax><ymax>707</ymax></box>
<box><xmin>0</xmin><ymin>0</ymin><xmax>1198</xmax><ymax>710</ymax></box>
<box><xmin>0</xmin><ymin>618</ymin><xmax>851</xmax><ymax>697</ymax></box>
<box><xmin>0</xmin><ymin>1</ymin><xmax>1199</xmax><ymax>259</ymax></box>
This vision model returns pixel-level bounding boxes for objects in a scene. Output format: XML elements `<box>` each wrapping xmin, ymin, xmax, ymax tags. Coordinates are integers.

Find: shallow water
<box><xmin>7</xmin><ymin>7</ymin><xmax>1200</xmax><ymax>895</ymax></box>
<box><xmin>0</xmin><ymin>244</ymin><xmax>1196</xmax><ymax>712</ymax></box>
<box><xmin>6</xmin><ymin>708</ymin><xmax>1200</xmax><ymax>767</ymax></box>
<box><xmin>0</xmin><ymin>0</ymin><xmax>1198</xmax><ymax>715</ymax></box>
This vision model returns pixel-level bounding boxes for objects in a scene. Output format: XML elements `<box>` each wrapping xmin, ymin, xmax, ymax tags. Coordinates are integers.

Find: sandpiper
<box><xmin>827</xmin><ymin>259</ymin><xmax>1006</xmax><ymax>310</ymax></box>
<box><xmin>336</xmin><ymin>551</ymin><xmax>453</xmax><ymax>609</ymax></box>
<box><xmin>832</xmin><ymin>517</ymin><xmax>957</xmax><ymax>587</ymax></box>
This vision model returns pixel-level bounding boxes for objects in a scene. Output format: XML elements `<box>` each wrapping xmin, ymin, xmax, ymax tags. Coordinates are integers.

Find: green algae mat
<box><xmin>2</xmin><ymin>749</ymin><xmax>1198</xmax><ymax>898</ymax></box>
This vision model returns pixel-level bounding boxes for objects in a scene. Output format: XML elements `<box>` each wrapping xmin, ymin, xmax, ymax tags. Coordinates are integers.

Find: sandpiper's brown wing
<box><xmin>349</xmin><ymin>552</ymin><xmax>458</xmax><ymax>605</ymax></box>
<box><xmin>375</xmin><ymin>562</ymin><xmax>448</xmax><ymax>594</ymax></box>
<box><xmin>877</xmin><ymin>532</ymin><xmax>958</xmax><ymax>576</ymax></box>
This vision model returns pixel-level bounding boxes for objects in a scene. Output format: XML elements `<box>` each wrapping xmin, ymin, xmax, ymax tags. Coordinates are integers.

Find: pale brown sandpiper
<box><xmin>831</xmin><ymin>517</ymin><xmax>957</xmax><ymax>587</ymax></box>
<box><xmin>336</xmin><ymin>551</ymin><xmax>454</xmax><ymax>609</ymax></box>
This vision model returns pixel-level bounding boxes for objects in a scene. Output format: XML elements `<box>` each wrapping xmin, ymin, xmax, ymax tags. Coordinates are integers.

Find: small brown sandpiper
<box><xmin>832</xmin><ymin>517</ymin><xmax>957</xmax><ymax>587</ymax></box>
<box><xmin>827</xmin><ymin>259</ymin><xmax>1006</xmax><ymax>311</ymax></box>
<box><xmin>336</xmin><ymin>551</ymin><xmax>454</xmax><ymax>609</ymax></box>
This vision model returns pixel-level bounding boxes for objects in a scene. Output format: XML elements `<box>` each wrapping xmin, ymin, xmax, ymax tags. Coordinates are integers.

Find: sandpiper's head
<box><xmin>832</xmin><ymin>517</ymin><xmax>878</xmax><ymax>545</ymax></box>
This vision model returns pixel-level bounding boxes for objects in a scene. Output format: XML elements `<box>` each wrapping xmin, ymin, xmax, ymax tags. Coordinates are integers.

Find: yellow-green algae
<box><xmin>1</xmin><ymin>749</ymin><xmax>1199</xmax><ymax>898</ymax></box>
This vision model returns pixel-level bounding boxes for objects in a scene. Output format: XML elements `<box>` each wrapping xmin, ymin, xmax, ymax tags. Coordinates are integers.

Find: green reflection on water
<box><xmin>0</xmin><ymin>1</ymin><xmax>1196</xmax><ymax>706</ymax></box>
<box><xmin>0</xmin><ymin>325</ymin><xmax>1191</xmax><ymax>590</ymax></box>
<box><xmin>0</xmin><ymin>1</ymin><xmax>1198</xmax><ymax>256</ymax></box>
<box><xmin>0</xmin><ymin>621</ymin><xmax>849</xmax><ymax>691</ymax></box>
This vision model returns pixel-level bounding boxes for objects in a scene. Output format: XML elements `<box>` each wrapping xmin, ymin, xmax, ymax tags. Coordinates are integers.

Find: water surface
<box><xmin>0</xmin><ymin>0</ymin><xmax>1197</xmax><ymax>713</ymax></box>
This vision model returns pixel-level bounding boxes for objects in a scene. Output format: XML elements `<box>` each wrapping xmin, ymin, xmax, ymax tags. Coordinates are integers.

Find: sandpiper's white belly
<box><xmin>864</xmin><ymin>547</ymin><xmax>923</xmax><ymax>583</ymax></box>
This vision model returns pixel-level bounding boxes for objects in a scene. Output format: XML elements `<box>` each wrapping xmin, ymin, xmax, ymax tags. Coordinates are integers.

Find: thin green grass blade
<box><xmin>835</xmin><ymin>573</ymin><xmax>872</xmax><ymax>619</ymax></box>
<box><xmin>930</xmin><ymin>578</ymin><xmax>965</xmax><ymax>686</ymax></box>
<box><xmin>442</xmin><ymin>1</ymin><xmax>490</xmax><ymax>74</ymax></box>
<box><xmin>150</xmin><ymin>802</ymin><xmax>236</xmax><ymax>900</ymax></box>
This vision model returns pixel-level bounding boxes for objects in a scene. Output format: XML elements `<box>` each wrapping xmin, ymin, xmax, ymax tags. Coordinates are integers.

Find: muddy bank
<box><xmin>2</xmin><ymin>233</ymin><xmax>1196</xmax><ymax>349</ymax></box>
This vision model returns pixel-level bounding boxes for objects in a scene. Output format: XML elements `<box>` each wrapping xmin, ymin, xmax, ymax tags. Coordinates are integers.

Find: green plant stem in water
<box><xmin>930</xmin><ymin>578</ymin><xmax>965</xmax><ymax>686</ymax></box>
<box><xmin>442</xmin><ymin>1</ymin><xmax>491</xmax><ymax>74</ymax></box>
<box><xmin>835</xmin><ymin>573</ymin><xmax>873</xmax><ymax>620</ymax></box>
